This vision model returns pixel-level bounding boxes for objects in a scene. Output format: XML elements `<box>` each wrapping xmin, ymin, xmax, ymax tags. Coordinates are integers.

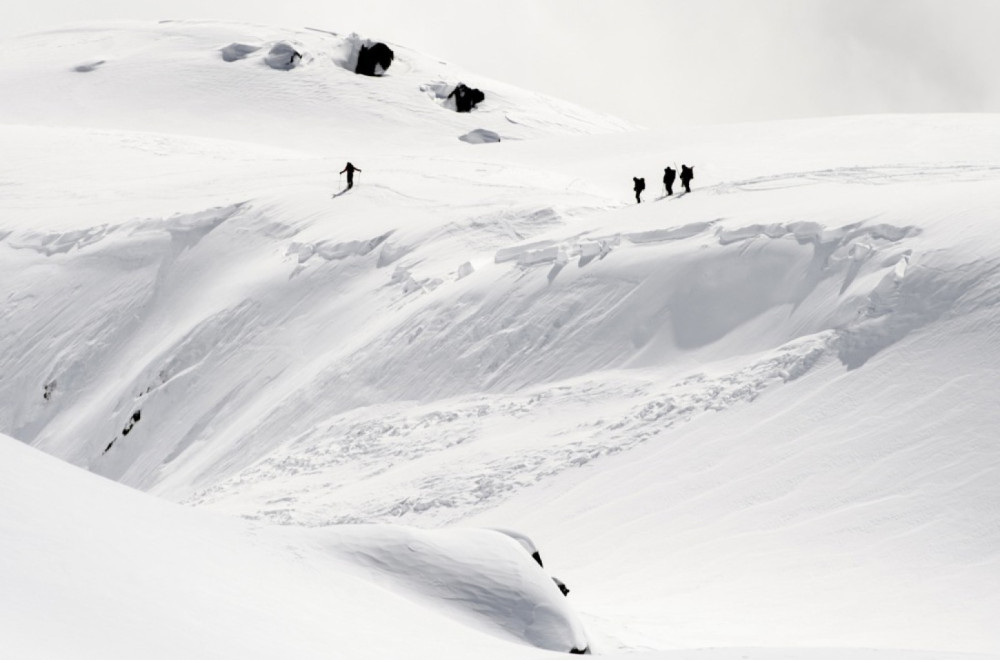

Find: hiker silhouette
<box><xmin>679</xmin><ymin>165</ymin><xmax>694</xmax><ymax>194</ymax></box>
<box><xmin>633</xmin><ymin>177</ymin><xmax>646</xmax><ymax>204</ymax></box>
<box><xmin>340</xmin><ymin>162</ymin><xmax>362</xmax><ymax>189</ymax></box>
<box><xmin>663</xmin><ymin>167</ymin><xmax>676</xmax><ymax>196</ymax></box>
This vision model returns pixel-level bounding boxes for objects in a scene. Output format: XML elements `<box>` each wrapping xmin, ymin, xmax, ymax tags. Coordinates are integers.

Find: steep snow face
<box><xmin>0</xmin><ymin>20</ymin><xmax>632</xmax><ymax>150</ymax></box>
<box><xmin>2</xmin><ymin>19</ymin><xmax>1000</xmax><ymax>658</ymax></box>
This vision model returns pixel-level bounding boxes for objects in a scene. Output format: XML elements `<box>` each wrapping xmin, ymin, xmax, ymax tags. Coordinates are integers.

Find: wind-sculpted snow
<box><xmin>625</xmin><ymin>222</ymin><xmax>715</xmax><ymax>244</ymax></box>
<box><xmin>3</xmin><ymin>22</ymin><xmax>1000</xmax><ymax>656</ymax></box>
<box><xmin>5</xmin><ymin>224</ymin><xmax>114</xmax><ymax>256</ymax></box>
<box><xmin>220</xmin><ymin>42</ymin><xmax>261</xmax><ymax>62</ymax></box>
<box><xmin>185</xmin><ymin>332</ymin><xmax>837</xmax><ymax>525</ymax></box>
<box><xmin>837</xmin><ymin>251</ymin><xmax>1000</xmax><ymax>368</ymax></box>
<box><xmin>287</xmin><ymin>231</ymin><xmax>393</xmax><ymax>264</ymax></box>
<box><xmin>323</xmin><ymin>526</ymin><xmax>590</xmax><ymax>652</ymax></box>
<box><xmin>263</xmin><ymin>42</ymin><xmax>302</xmax><ymax>70</ymax></box>
<box><xmin>336</xmin><ymin>214</ymin><xmax>929</xmax><ymax>400</ymax></box>
<box><xmin>0</xmin><ymin>436</ymin><xmax>589</xmax><ymax>658</ymax></box>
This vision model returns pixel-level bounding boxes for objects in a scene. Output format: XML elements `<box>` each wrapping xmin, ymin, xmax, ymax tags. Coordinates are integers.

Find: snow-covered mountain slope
<box><xmin>6</xmin><ymin>432</ymin><xmax>991</xmax><ymax>660</ymax></box>
<box><xmin>0</xmin><ymin>20</ymin><xmax>632</xmax><ymax>150</ymax></box>
<box><xmin>2</xmin><ymin>19</ymin><xmax>1000</xmax><ymax>658</ymax></box>
<box><xmin>0</xmin><ymin>433</ymin><xmax>590</xmax><ymax>658</ymax></box>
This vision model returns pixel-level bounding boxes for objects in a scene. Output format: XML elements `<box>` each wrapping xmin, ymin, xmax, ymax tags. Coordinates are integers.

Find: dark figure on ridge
<box><xmin>340</xmin><ymin>162</ymin><xmax>361</xmax><ymax>189</ymax></box>
<box><xmin>633</xmin><ymin>176</ymin><xmax>645</xmax><ymax>204</ymax></box>
<box><xmin>679</xmin><ymin>164</ymin><xmax>694</xmax><ymax>194</ymax></box>
<box><xmin>663</xmin><ymin>167</ymin><xmax>676</xmax><ymax>196</ymax></box>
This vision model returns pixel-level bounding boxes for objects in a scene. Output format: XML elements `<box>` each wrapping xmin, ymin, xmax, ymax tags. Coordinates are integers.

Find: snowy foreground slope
<box><xmin>2</xmin><ymin>20</ymin><xmax>1000</xmax><ymax>658</ymax></box>
<box><xmin>0</xmin><ymin>434</ymin><xmax>590</xmax><ymax>659</ymax></box>
<box><xmin>1</xmin><ymin>436</ymin><xmax>991</xmax><ymax>660</ymax></box>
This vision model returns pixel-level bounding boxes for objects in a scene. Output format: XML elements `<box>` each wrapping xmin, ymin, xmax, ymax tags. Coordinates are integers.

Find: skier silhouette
<box><xmin>340</xmin><ymin>162</ymin><xmax>361</xmax><ymax>189</ymax></box>
<box><xmin>663</xmin><ymin>167</ymin><xmax>676</xmax><ymax>196</ymax></box>
<box><xmin>679</xmin><ymin>165</ymin><xmax>694</xmax><ymax>194</ymax></box>
<box><xmin>633</xmin><ymin>176</ymin><xmax>646</xmax><ymax>204</ymax></box>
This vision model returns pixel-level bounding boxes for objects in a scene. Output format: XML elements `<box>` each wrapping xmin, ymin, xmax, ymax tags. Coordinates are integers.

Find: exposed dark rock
<box><xmin>122</xmin><ymin>409</ymin><xmax>141</xmax><ymax>436</ymax></box>
<box><xmin>355</xmin><ymin>42</ymin><xmax>394</xmax><ymax>76</ymax></box>
<box><xmin>448</xmin><ymin>83</ymin><xmax>485</xmax><ymax>112</ymax></box>
<box><xmin>552</xmin><ymin>576</ymin><xmax>570</xmax><ymax>596</ymax></box>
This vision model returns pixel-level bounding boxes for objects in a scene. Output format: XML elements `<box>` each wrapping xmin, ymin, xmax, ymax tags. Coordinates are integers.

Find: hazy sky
<box><xmin>4</xmin><ymin>0</ymin><xmax>1000</xmax><ymax>128</ymax></box>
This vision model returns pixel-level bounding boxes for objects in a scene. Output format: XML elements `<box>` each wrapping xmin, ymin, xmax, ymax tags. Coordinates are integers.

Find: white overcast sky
<box><xmin>4</xmin><ymin>0</ymin><xmax>1000</xmax><ymax>128</ymax></box>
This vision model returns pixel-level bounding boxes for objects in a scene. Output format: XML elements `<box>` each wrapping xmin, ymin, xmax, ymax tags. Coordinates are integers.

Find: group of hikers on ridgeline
<box><xmin>338</xmin><ymin>160</ymin><xmax>693</xmax><ymax>204</ymax></box>
<box><xmin>632</xmin><ymin>164</ymin><xmax>694</xmax><ymax>203</ymax></box>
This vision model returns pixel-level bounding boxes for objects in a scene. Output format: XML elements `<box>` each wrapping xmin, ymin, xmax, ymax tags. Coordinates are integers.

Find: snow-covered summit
<box><xmin>0</xmin><ymin>20</ymin><xmax>633</xmax><ymax>150</ymax></box>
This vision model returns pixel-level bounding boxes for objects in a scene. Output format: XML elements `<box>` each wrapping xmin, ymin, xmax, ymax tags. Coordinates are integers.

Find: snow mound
<box><xmin>220</xmin><ymin>42</ymin><xmax>260</xmax><ymax>62</ymax></box>
<box><xmin>324</xmin><ymin>526</ymin><xmax>590</xmax><ymax>652</ymax></box>
<box><xmin>264</xmin><ymin>42</ymin><xmax>301</xmax><ymax>70</ymax></box>
<box><xmin>460</xmin><ymin>128</ymin><xmax>501</xmax><ymax>143</ymax></box>
<box><xmin>72</xmin><ymin>59</ymin><xmax>105</xmax><ymax>72</ymax></box>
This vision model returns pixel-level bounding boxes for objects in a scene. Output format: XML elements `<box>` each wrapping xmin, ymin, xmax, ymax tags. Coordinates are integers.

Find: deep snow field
<box><xmin>2</xmin><ymin>20</ymin><xmax>999</xmax><ymax>660</ymax></box>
